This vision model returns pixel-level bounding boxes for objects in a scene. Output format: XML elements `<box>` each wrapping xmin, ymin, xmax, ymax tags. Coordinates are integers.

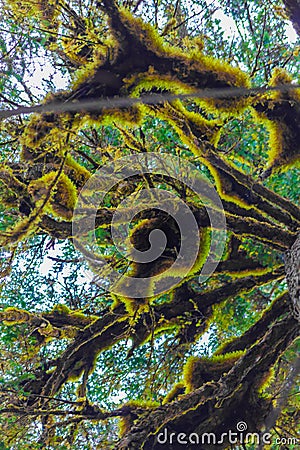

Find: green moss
<box><xmin>150</xmin><ymin>227</ymin><xmax>211</xmax><ymax>297</ymax></box>
<box><xmin>65</xmin><ymin>155</ymin><xmax>91</xmax><ymax>185</ymax></box>
<box><xmin>183</xmin><ymin>351</ymin><xmax>244</xmax><ymax>392</ymax></box>
<box><xmin>252</xmin><ymin>69</ymin><xmax>300</xmax><ymax>175</ymax></box>
<box><xmin>118</xmin><ymin>399</ymin><xmax>159</xmax><ymax>437</ymax></box>
<box><xmin>257</xmin><ymin>367</ymin><xmax>275</xmax><ymax>394</ymax></box>
<box><xmin>1</xmin><ymin>307</ymin><xmax>32</xmax><ymax>325</ymax></box>
<box><xmin>52</xmin><ymin>304</ymin><xmax>71</xmax><ymax>315</ymax></box>
<box><xmin>51</xmin><ymin>304</ymin><xmax>98</xmax><ymax>325</ymax></box>
<box><xmin>117</xmin><ymin>7</ymin><xmax>169</xmax><ymax>55</ymax></box>
<box><xmin>223</xmin><ymin>266</ymin><xmax>272</xmax><ymax>279</ymax></box>
<box><xmin>162</xmin><ymin>382</ymin><xmax>185</xmax><ymax>404</ymax></box>
<box><xmin>28</xmin><ymin>171</ymin><xmax>78</xmax><ymax>221</ymax></box>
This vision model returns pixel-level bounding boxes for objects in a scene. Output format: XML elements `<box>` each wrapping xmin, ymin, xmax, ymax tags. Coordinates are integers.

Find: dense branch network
<box><xmin>0</xmin><ymin>0</ymin><xmax>299</xmax><ymax>447</ymax></box>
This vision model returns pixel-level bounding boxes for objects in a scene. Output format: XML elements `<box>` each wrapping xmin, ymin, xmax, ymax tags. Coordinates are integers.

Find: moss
<box><xmin>0</xmin><ymin>167</ymin><xmax>27</xmax><ymax>194</ymax></box>
<box><xmin>183</xmin><ymin>351</ymin><xmax>244</xmax><ymax>392</ymax></box>
<box><xmin>64</xmin><ymin>154</ymin><xmax>91</xmax><ymax>188</ymax></box>
<box><xmin>61</xmin><ymin>35</ymin><xmax>93</xmax><ymax>66</ymax></box>
<box><xmin>154</xmin><ymin>100</ymin><xmax>221</xmax><ymax>149</ymax></box>
<box><xmin>116</xmin><ymin>225</ymin><xmax>211</xmax><ymax>304</ymax></box>
<box><xmin>118</xmin><ymin>6</ymin><xmax>250</xmax><ymax>106</ymax></box>
<box><xmin>83</xmin><ymin>105</ymin><xmax>143</xmax><ymax>128</ymax></box>
<box><xmin>5</xmin><ymin>0</ymin><xmax>61</xmax><ymax>26</ymax></box>
<box><xmin>252</xmin><ymin>69</ymin><xmax>300</xmax><ymax>176</ymax></box>
<box><xmin>0</xmin><ymin>214</ymin><xmax>38</xmax><ymax>246</ymax></box>
<box><xmin>149</xmin><ymin>319</ymin><xmax>180</xmax><ymax>341</ymax></box>
<box><xmin>52</xmin><ymin>304</ymin><xmax>71</xmax><ymax>315</ymax></box>
<box><xmin>60</xmin><ymin>326</ymin><xmax>79</xmax><ymax>339</ymax></box>
<box><xmin>254</xmin><ymin>110</ymin><xmax>300</xmax><ymax>175</ymax></box>
<box><xmin>121</xmin><ymin>297</ymin><xmax>151</xmax><ymax>316</ymax></box>
<box><xmin>114</xmin><ymin>123</ymin><xmax>145</xmax><ymax>152</ymax></box>
<box><xmin>117</xmin><ymin>7</ymin><xmax>169</xmax><ymax>55</ymax></box>
<box><xmin>51</xmin><ymin>304</ymin><xmax>98</xmax><ymax>325</ymax></box>
<box><xmin>111</xmin><ymin>295</ymin><xmax>122</xmax><ymax>310</ymax></box>
<box><xmin>38</xmin><ymin>322</ymin><xmax>58</xmax><ymax>339</ymax></box>
<box><xmin>149</xmin><ymin>226</ymin><xmax>211</xmax><ymax>297</ymax></box>
<box><xmin>257</xmin><ymin>367</ymin><xmax>275</xmax><ymax>394</ymax></box>
<box><xmin>118</xmin><ymin>399</ymin><xmax>159</xmax><ymax>437</ymax></box>
<box><xmin>28</xmin><ymin>171</ymin><xmax>78</xmax><ymax>221</ymax></box>
<box><xmin>71</xmin><ymin>50</ymin><xmax>111</xmax><ymax>89</ymax></box>
<box><xmin>20</xmin><ymin>113</ymin><xmax>71</xmax><ymax>152</ymax></box>
<box><xmin>223</xmin><ymin>266</ymin><xmax>272</xmax><ymax>279</ymax></box>
<box><xmin>162</xmin><ymin>382</ymin><xmax>186</xmax><ymax>404</ymax></box>
<box><xmin>67</xmin><ymin>361</ymin><xmax>87</xmax><ymax>381</ymax></box>
<box><xmin>126</xmin><ymin>73</ymin><xmax>195</xmax><ymax>98</ymax></box>
<box><xmin>0</xmin><ymin>307</ymin><xmax>32</xmax><ymax>325</ymax></box>
<box><xmin>269</xmin><ymin>67</ymin><xmax>300</xmax><ymax>101</ymax></box>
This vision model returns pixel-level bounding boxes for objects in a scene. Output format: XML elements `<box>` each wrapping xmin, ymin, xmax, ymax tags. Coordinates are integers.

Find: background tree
<box><xmin>0</xmin><ymin>0</ymin><xmax>299</xmax><ymax>448</ymax></box>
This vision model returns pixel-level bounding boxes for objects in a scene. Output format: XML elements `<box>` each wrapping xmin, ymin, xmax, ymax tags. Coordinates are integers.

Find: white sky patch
<box><xmin>23</xmin><ymin>49</ymin><xmax>69</xmax><ymax>97</ymax></box>
<box><xmin>109</xmin><ymin>391</ymin><xmax>127</xmax><ymax>403</ymax></box>
<box><xmin>285</xmin><ymin>22</ymin><xmax>298</xmax><ymax>43</ymax></box>
<box><xmin>190</xmin><ymin>0</ymin><xmax>298</xmax><ymax>45</ymax></box>
<box><xmin>211</xmin><ymin>7</ymin><xmax>238</xmax><ymax>39</ymax></box>
<box><xmin>193</xmin><ymin>327</ymin><xmax>213</xmax><ymax>354</ymax></box>
<box><xmin>39</xmin><ymin>242</ymin><xmax>65</xmax><ymax>276</ymax></box>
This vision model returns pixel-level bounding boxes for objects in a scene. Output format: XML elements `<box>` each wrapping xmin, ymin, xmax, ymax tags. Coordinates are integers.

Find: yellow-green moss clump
<box><xmin>183</xmin><ymin>352</ymin><xmax>244</xmax><ymax>392</ymax></box>
<box><xmin>65</xmin><ymin>154</ymin><xmax>91</xmax><ymax>188</ymax></box>
<box><xmin>118</xmin><ymin>400</ymin><xmax>159</xmax><ymax>437</ymax></box>
<box><xmin>269</xmin><ymin>68</ymin><xmax>300</xmax><ymax>100</ymax></box>
<box><xmin>114</xmin><ymin>225</ymin><xmax>211</xmax><ymax>314</ymax></box>
<box><xmin>253</xmin><ymin>68</ymin><xmax>300</xmax><ymax>176</ymax></box>
<box><xmin>5</xmin><ymin>0</ymin><xmax>61</xmax><ymax>28</ymax></box>
<box><xmin>118</xmin><ymin>6</ymin><xmax>250</xmax><ymax>101</ymax></box>
<box><xmin>0</xmin><ymin>307</ymin><xmax>32</xmax><ymax>325</ymax></box>
<box><xmin>162</xmin><ymin>382</ymin><xmax>186</xmax><ymax>404</ymax></box>
<box><xmin>28</xmin><ymin>171</ymin><xmax>78</xmax><ymax>220</ymax></box>
<box><xmin>20</xmin><ymin>113</ymin><xmax>72</xmax><ymax>153</ymax></box>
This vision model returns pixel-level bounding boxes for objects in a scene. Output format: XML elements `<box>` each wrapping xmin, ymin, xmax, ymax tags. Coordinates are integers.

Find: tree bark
<box><xmin>285</xmin><ymin>233</ymin><xmax>300</xmax><ymax>321</ymax></box>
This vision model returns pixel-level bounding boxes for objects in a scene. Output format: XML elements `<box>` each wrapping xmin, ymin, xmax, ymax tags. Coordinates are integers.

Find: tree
<box><xmin>0</xmin><ymin>0</ymin><xmax>299</xmax><ymax>448</ymax></box>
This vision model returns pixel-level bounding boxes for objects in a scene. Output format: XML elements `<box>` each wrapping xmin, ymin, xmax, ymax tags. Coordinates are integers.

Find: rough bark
<box><xmin>285</xmin><ymin>233</ymin><xmax>300</xmax><ymax>321</ymax></box>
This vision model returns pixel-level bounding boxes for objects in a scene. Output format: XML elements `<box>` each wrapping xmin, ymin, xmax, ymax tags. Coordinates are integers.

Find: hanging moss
<box><xmin>151</xmin><ymin>100</ymin><xmax>221</xmax><ymax>151</ymax></box>
<box><xmin>65</xmin><ymin>154</ymin><xmax>91</xmax><ymax>188</ymax></box>
<box><xmin>114</xmin><ymin>222</ymin><xmax>211</xmax><ymax>310</ymax></box>
<box><xmin>257</xmin><ymin>367</ymin><xmax>275</xmax><ymax>394</ymax></box>
<box><xmin>253</xmin><ymin>68</ymin><xmax>300</xmax><ymax>177</ymax></box>
<box><xmin>0</xmin><ymin>211</ymin><xmax>40</xmax><ymax>246</ymax></box>
<box><xmin>50</xmin><ymin>304</ymin><xmax>98</xmax><ymax>325</ymax></box>
<box><xmin>20</xmin><ymin>113</ymin><xmax>71</xmax><ymax>153</ymax></box>
<box><xmin>28</xmin><ymin>171</ymin><xmax>78</xmax><ymax>220</ymax></box>
<box><xmin>0</xmin><ymin>167</ymin><xmax>27</xmax><ymax>194</ymax></box>
<box><xmin>110</xmin><ymin>4</ymin><xmax>250</xmax><ymax>106</ymax></box>
<box><xmin>5</xmin><ymin>0</ymin><xmax>61</xmax><ymax>28</ymax></box>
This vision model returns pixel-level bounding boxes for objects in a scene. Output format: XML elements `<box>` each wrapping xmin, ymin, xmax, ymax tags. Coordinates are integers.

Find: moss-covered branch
<box><xmin>117</xmin><ymin>314</ymin><xmax>299</xmax><ymax>449</ymax></box>
<box><xmin>16</xmin><ymin>268</ymin><xmax>284</xmax><ymax>403</ymax></box>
